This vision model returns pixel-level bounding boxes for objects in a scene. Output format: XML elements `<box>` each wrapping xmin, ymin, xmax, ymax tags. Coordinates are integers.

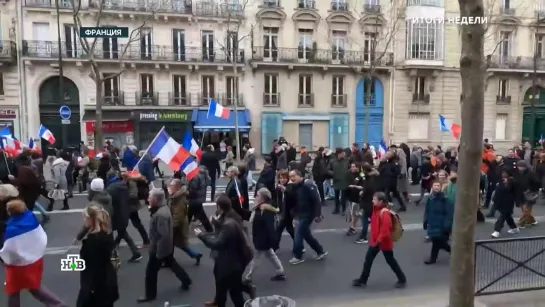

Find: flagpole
<box><xmin>132</xmin><ymin>126</ymin><xmax>166</xmax><ymax>172</ymax></box>
<box><xmin>2</xmin><ymin>151</ymin><xmax>10</xmax><ymax>175</ymax></box>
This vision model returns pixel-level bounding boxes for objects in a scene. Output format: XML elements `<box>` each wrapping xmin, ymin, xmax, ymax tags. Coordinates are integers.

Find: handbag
<box><xmin>524</xmin><ymin>191</ymin><xmax>539</xmax><ymax>202</ymax></box>
<box><xmin>110</xmin><ymin>248</ymin><xmax>121</xmax><ymax>271</ymax></box>
<box><xmin>48</xmin><ymin>189</ymin><xmax>65</xmax><ymax>200</ymax></box>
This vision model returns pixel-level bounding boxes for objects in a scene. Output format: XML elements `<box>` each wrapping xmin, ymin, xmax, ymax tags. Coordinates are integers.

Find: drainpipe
<box><xmin>16</xmin><ymin>0</ymin><xmax>28</xmax><ymax>140</ymax></box>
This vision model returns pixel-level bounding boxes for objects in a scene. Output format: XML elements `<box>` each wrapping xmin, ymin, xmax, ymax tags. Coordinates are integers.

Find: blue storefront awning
<box><xmin>192</xmin><ymin>109</ymin><xmax>251</xmax><ymax>132</ymax></box>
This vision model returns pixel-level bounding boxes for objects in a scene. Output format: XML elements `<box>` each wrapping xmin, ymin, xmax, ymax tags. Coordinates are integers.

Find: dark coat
<box><xmin>97</xmin><ymin>159</ymin><xmax>110</xmax><ymax>183</ymax></box>
<box><xmin>225</xmin><ymin>177</ymin><xmax>250</xmax><ymax>220</ymax></box>
<box><xmin>378</xmin><ymin>159</ymin><xmax>401</xmax><ymax>190</ymax></box>
<box><xmin>292</xmin><ymin>180</ymin><xmax>321</xmax><ymax>218</ymax></box>
<box><xmin>198</xmin><ymin>215</ymin><xmax>251</xmax><ymax>279</ymax></box>
<box><xmin>329</xmin><ymin>156</ymin><xmax>350</xmax><ymax>190</ymax></box>
<box><xmin>361</xmin><ymin>170</ymin><xmax>379</xmax><ymax>217</ymax></box>
<box><xmin>423</xmin><ymin>192</ymin><xmax>454</xmax><ymax>238</ymax></box>
<box><xmin>311</xmin><ymin>155</ymin><xmax>328</xmax><ymax>181</ymax></box>
<box><xmin>250</xmin><ymin>204</ymin><xmax>279</xmax><ymax>251</ymax></box>
<box><xmin>76</xmin><ymin>231</ymin><xmax>119</xmax><ymax>307</ymax></box>
<box><xmin>106</xmin><ymin>179</ymin><xmax>130</xmax><ymax>231</ymax></box>
<box><xmin>346</xmin><ymin>172</ymin><xmax>364</xmax><ymax>203</ymax></box>
<box><xmin>138</xmin><ymin>155</ymin><xmax>155</xmax><ymax>183</ymax></box>
<box><xmin>200</xmin><ymin>150</ymin><xmax>221</xmax><ymax>179</ymax></box>
<box><xmin>255</xmin><ymin>165</ymin><xmax>275</xmax><ymax>196</ymax></box>
<box><xmin>11</xmin><ymin>165</ymin><xmax>40</xmax><ymax>211</ymax></box>
<box><xmin>493</xmin><ymin>178</ymin><xmax>516</xmax><ymax>215</ymax></box>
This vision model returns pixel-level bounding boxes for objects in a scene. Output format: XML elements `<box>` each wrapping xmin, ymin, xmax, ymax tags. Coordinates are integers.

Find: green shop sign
<box><xmin>139</xmin><ymin>111</ymin><xmax>191</xmax><ymax>122</ymax></box>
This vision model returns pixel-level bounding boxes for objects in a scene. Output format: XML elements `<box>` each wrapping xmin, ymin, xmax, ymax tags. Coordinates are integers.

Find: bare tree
<box><xmin>346</xmin><ymin>0</ymin><xmax>401</xmax><ymax>143</ymax></box>
<box><xmin>68</xmin><ymin>0</ymin><xmax>155</xmax><ymax>150</ymax></box>
<box><xmin>215</xmin><ymin>0</ymin><xmax>253</xmax><ymax>161</ymax></box>
<box><xmin>449</xmin><ymin>1</ymin><xmax>486</xmax><ymax>306</ymax></box>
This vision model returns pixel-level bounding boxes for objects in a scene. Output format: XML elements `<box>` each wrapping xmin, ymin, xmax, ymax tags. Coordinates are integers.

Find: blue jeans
<box><xmin>34</xmin><ymin>202</ymin><xmax>47</xmax><ymax>217</ymax></box>
<box><xmin>323</xmin><ymin>180</ymin><xmax>334</xmax><ymax>198</ymax></box>
<box><xmin>292</xmin><ymin>217</ymin><xmax>324</xmax><ymax>259</ymax></box>
<box><xmin>359</xmin><ymin>214</ymin><xmax>370</xmax><ymax>240</ymax></box>
<box><xmin>181</xmin><ymin>246</ymin><xmax>200</xmax><ymax>258</ymax></box>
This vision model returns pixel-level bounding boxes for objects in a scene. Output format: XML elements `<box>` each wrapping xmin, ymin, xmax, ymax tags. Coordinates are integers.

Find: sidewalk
<box><xmin>328</xmin><ymin>289</ymin><xmax>545</xmax><ymax>307</ymax></box>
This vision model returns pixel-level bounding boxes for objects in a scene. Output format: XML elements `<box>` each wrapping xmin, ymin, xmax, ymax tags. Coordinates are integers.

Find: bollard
<box><xmin>244</xmin><ymin>295</ymin><xmax>296</xmax><ymax>307</ymax></box>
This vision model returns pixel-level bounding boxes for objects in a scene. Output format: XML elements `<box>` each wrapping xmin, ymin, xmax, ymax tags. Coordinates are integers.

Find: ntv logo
<box><xmin>61</xmin><ymin>255</ymin><xmax>86</xmax><ymax>272</ymax></box>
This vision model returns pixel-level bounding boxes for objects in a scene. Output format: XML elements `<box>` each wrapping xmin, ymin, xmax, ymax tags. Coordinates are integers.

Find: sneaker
<box><xmin>128</xmin><ymin>254</ymin><xmax>143</xmax><ymax>263</ymax></box>
<box><xmin>352</xmin><ymin>279</ymin><xmax>367</xmax><ymax>288</ymax></box>
<box><xmin>270</xmin><ymin>274</ymin><xmax>286</xmax><ymax>281</ymax></box>
<box><xmin>315</xmin><ymin>251</ymin><xmax>328</xmax><ymax>260</ymax></box>
<box><xmin>507</xmin><ymin>228</ymin><xmax>520</xmax><ymax>234</ymax></box>
<box><xmin>354</xmin><ymin>239</ymin><xmax>368</xmax><ymax>244</ymax></box>
<box><xmin>395</xmin><ymin>281</ymin><xmax>407</xmax><ymax>288</ymax></box>
<box><xmin>288</xmin><ymin>258</ymin><xmax>305</xmax><ymax>265</ymax></box>
<box><xmin>491</xmin><ymin>231</ymin><xmax>500</xmax><ymax>238</ymax></box>
<box><xmin>532</xmin><ymin>221</ymin><xmax>539</xmax><ymax>225</ymax></box>
<box><xmin>346</xmin><ymin>228</ymin><xmax>356</xmax><ymax>236</ymax></box>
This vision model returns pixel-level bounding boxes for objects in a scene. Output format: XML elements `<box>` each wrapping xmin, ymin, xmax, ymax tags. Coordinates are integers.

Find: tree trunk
<box><xmin>449</xmin><ymin>1</ymin><xmax>486</xmax><ymax>307</ymax></box>
<box><xmin>94</xmin><ymin>73</ymin><xmax>104</xmax><ymax>152</ymax></box>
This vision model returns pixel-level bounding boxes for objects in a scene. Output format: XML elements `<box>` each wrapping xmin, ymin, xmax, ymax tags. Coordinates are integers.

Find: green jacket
<box><xmin>445</xmin><ymin>183</ymin><xmax>456</xmax><ymax>204</ymax></box>
<box><xmin>329</xmin><ymin>157</ymin><xmax>350</xmax><ymax>190</ymax></box>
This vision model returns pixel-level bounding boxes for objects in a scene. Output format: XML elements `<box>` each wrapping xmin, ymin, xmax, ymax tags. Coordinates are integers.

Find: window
<box><xmin>139</xmin><ymin>74</ymin><xmax>155</xmax><ymax>105</ymax></box>
<box><xmin>331</xmin><ymin>31</ymin><xmax>346</xmax><ymax>61</ymax></box>
<box><xmin>64</xmin><ymin>24</ymin><xmax>79</xmax><ymax>58</ymax></box>
<box><xmin>406</xmin><ymin>21</ymin><xmax>443</xmax><ymax>61</ymax></box>
<box><xmin>499</xmin><ymin>31</ymin><xmax>511</xmax><ymax>62</ymax></box>
<box><xmin>172</xmin><ymin>75</ymin><xmax>187</xmax><ymax>105</ymax></box>
<box><xmin>332</xmin><ymin>76</ymin><xmax>345</xmax><ymax>106</ymax></box>
<box><xmin>298</xmin><ymin>75</ymin><xmax>312</xmax><ymax>106</ymax></box>
<box><xmin>201</xmin><ymin>75</ymin><xmax>215</xmax><ymax>105</ymax></box>
<box><xmin>364</xmin><ymin>78</ymin><xmax>376</xmax><ymax>105</ymax></box>
<box><xmin>0</xmin><ymin>73</ymin><xmax>4</xmax><ymax>96</ymax></box>
<box><xmin>226</xmin><ymin>31</ymin><xmax>238</xmax><ymax>62</ymax></box>
<box><xmin>140</xmin><ymin>28</ymin><xmax>152</xmax><ymax>60</ymax></box>
<box><xmin>263</xmin><ymin>27</ymin><xmax>278</xmax><ymax>60</ymax></box>
<box><xmin>364</xmin><ymin>32</ymin><xmax>377</xmax><ymax>63</ymax></box>
<box><xmin>501</xmin><ymin>0</ymin><xmax>510</xmax><ymax>9</ymax></box>
<box><xmin>102</xmin><ymin>26</ymin><xmax>118</xmax><ymax>59</ymax></box>
<box><xmin>226</xmin><ymin>76</ymin><xmax>239</xmax><ymax>105</ymax></box>
<box><xmin>264</xmin><ymin>74</ymin><xmax>279</xmax><ymax>105</ymax></box>
<box><xmin>297</xmin><ymin>29</ymin><xmax>313</xmax><ymax>60</ymax></box>
<box><xmin>172</xmin><ymin>29</ymin><xmax>185</xmax><ymax>61</ymax></box>
<box><xmin>331</xmin><ymin>0</ymin><xmax>347</xmax><ymax>10</ymax></box>
<box><xmin>536</xmin><ymin>34</ymin><xmax>545</xmax><ymax>58</ymax></box>
<box><xmin>495</xmin><ymin>114</ymin><xmax>508</xmax><ymax>140</ymax></box>
<box><xmin>202</xmin><ymin>30</ymin><xmax>214</xmax><ymax>61</ymax></box>
<box><xmin>498</xmin><ymin>79</ymin><xmax>509</xmax><ymax>98</ymax></box>
<box><xmin>408</xmin><ymin>114</ymin><xmax>429</xmax><ymax>140</ymax></box>
<box><xmin>414</xmin><ymin>77</ymin><xmax>427</xmax><ymax>102</ymax></box>
<box><xmin>298</xmin><ymin>0</ymin><xmax>315</xmax><ymax>9</ymax></box>
<box><xmin>103</xmin><ymin>73</ymin><xmax>120</xmax><ymax>105</ymax></box>
<box><xmin>299</xmin><ymin>123</ymin><xmax>313</xmax><ymax>150</ymax></box>
<box><xmin>364</xmin><ymin>0</ymin><xmax>380</xmax><ymax>12</ymax></box>
<box><xmin>407</xmin><ymin>0</ymin><xmax>443</xmax><ymax>6</ymax></box>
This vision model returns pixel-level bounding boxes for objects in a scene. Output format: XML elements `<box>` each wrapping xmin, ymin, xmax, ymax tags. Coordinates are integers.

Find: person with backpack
<box><xmin>352</xmin><ymin>191</ymin><xmax>406</xmax><ymax>288</ymax></box>
<box><xmin>423</xmin><ymin>181</ymin><xmax>453</xmax><ymax>265</ymax></box>
<box><xmin>187</xmin><ymin>165</ymin><xmax>213</xmax><ymax>232</ymax></box>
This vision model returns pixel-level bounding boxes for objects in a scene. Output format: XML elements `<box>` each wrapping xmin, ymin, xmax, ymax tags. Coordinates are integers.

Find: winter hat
<box><xmin>90</xmin><ymin>178</ymin><xmax>105</xmax><ymax>191</ymax></box>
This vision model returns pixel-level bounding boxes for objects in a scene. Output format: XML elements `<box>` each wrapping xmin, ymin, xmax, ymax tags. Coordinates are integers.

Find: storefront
<box><xmin>136</xmin><ymin>110</ymin><xmax>192</xmax><ymax>148</ymax></box>
<box><xmin>260</xmin><ymin>112</ymin><xmax>349</xmax><ymax>154</ymax></box>
<box><xmin>82</xmin><ymin>110</ymin><xmax>134</xmax><ymax>148</ymax></box>
<box><xmin>0</xmin><ymin>108</ymin><xmax>21</xmax><ymax>138</ymax></box>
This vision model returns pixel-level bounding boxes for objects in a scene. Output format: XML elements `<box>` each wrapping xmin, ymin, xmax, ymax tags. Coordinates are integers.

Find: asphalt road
<box><xmin>4</xmin><ymin>183</ymin><xmax>545</xmax><ymax>306</ymax></box>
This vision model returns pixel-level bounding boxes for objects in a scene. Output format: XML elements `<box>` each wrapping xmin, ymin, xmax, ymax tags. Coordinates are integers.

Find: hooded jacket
<box><xmin>52</xmin><ymin>157</ymin><xmax>70</xmax><ymax>191</ymax></box>
<box><xmin>250</xmin><ymin>203</ymin><xmax>279</xmax><ymax>251</ymax></box>
<box><xmin>423</xmin><ymin>191</ymin><xmax>454</xmax><ymax>238</ymax></box>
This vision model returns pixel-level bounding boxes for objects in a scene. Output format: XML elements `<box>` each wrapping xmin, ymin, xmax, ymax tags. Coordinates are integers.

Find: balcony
<box><xmin>496</xmin><ymin>95</ymin><xmax>511</xmax><ymax>104</ymax></box>
<box><xmin>500</xmin><ymin>7</ymin><xmax>516</xmax><ymax>15</ymax></box>
<box><xmin>0</xmin><ymin>41</ymin><xmax>16</xmax><ymax>64</ymax></box>
<box><xmin>22</xmin><ymin>40</ymin><xmax>87</xmax><ymax>59</ymax></box>
<box><xmin>168</xmin><ymin>92</ymin><xmax>192</xmax><ymax>106</ymax></box>
<box><xmin>486</xmin><ymin>55</ymin><xmax>545</xmax><ymax>70</ymax></box>
<box><xmin>298</xmin><ymin>93</ymin><xmax>314</xmax><ymax>106</ymax></box>
<box><xmin>24</xmin><ymin>0</ymin><xmax>74</xmax><ymax>8</ymax></box>
<box><xmin>197</xmin><ymin>93</ymin><xmax>245</xmax><ymax>107</ymax></box>
<box><xmin>332</xmin><ymin>94</ymin><xmax>347</xmax><ymax>107</ymax></box>
<box><xmin>261</xmin><ymin>0</ymin><xmax>281</xmax><ymax>8</ymax></box>
<box><xmin>263</xmin><ymin>92</ymin><xmax>280</xmax><ymax>106</ymax></box>
<box><xmin>406</xmin><ymin>0</ymin><xmax>443</xmax><ymax>6</ymax></box>
<box><xmin>102</xmin><ymin>91</ymin><xmax>125</xmax><ymax>106</ymax></box>
<box><xmin>297</xmin><ymin>0</ymin><xmax>315</xmax><ymax>9</ymax></box>
<box><xmin>363</xmin><ymin>4</ymin><xmax>381</xmax><ymax>13</ymax></box>
<box><xmin>412</xmin><ymin>93</ymin><xmax>430</xmax><ymax>104</ymax></box>
<box><xmin>136</xmin><ymin>92</ymin><xmax>159</xmax><ymax>106</ymax></box>
<box><xmin>195</xmin><ymin>1</ymin><xmax>243</xmax><ymax>18</ymax></box>
<box><xmin>251</xmin><ymin>47</ymin><xmax>393</xmax><ymax>66</ymax></box>
<box><xmin>330</xmin><ymin>1</ymin><xmax>348</xmax><ymax>11</ymax></box>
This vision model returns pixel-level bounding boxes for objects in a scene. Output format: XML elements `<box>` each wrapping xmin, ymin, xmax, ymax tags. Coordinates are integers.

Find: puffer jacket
<box><xmin>51</xmin><ymin>157</ymin><xmax>69</xmax><ymax>191</ymax></box>
<box><xmin>250</xmin><ymin>203</ymin><xmax>279</xmax><ymax>251</ymax></box>
<box><xmin>188</xmin><ymin>166</ymin><xmax>210</xmax><ymax>204</ymax></box>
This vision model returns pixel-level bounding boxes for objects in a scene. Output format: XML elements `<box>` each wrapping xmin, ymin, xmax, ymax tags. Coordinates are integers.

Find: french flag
<box><xmin>180</xmin><ymin>157</ymin><xmax>200</xmax><ymax>181</ymax></box>
<box><xmin>378</xmin><ymin>139</ymin><xmax>387</xmax><ymax>158</ymax></box>
<box><xmin>38</xmin><ymin>124</ymin><xmax>56</xmax><ymax>144</ymax></box>
<box><xmin>439</xmin><ymin>114</ymin><xmax>461</xmax><ymax>139</ymax></box>
<box><xmin>28</xmin><ymin>137</ymin><xmax>40</xmax><ymax>152</ymax></box>
<box><xmin>182</xmin><ymin>131</ymin><xmax>202</xmax><ymax>160</ymax></box>
<box><xmin>149</xmin><ymin>129</ymin><xmax>191</xmax><ymax>172</ymax></box>
<box><xmin>0</xmin><ymin>209</ymin><xmax>47</xmax><ymax>295</ymax></box>
<box><xmin>234</xmin><ymin>179</ymin><xmax>244</xmax><ymax>205</ymax></box>
<box><xmin>207</xmin><ymin>99</ymin><xmax>229</xmax><ymax>119</ymax></box>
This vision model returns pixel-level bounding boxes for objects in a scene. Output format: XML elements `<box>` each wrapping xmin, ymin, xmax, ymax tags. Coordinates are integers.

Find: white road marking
<box><xmin>42</xmin><ymin>217</ymin><xmax>545</xmax><ymax>255</ymax></box>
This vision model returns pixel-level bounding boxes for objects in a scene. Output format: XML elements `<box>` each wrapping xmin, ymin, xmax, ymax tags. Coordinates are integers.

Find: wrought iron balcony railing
<box><xmin>330</xmin><ymin>1</ymin><xmax>348</xmax><ymax>11</ymax></box>
<box><xmin>195</xmin><ymin>2</ymin><xmax>243</xmax><ymax>18</ymax></box>
<box><xmin>487</xmin><ymin>55</ymin><xmax>545</xmax><ymax>70</ymax></box>
<box><xmin>298</xmin><ymin>93</ymin><xmax>314</xmax><ymax>106</ymax></box>
<box><xmin>412</xmin><ymin>93</ymin><xmax>430</xmax><ymax>104</ymax></box>
<box><xmin>0</xmin><ymin>41</ymin><xmax>16</xmax><ymax>60</ymax></box>
<box><xmin>262</xmin><ymin>0</ymin><xmax>280</xmax><ymax>8</ymax></box>
<box><xmin>196</xmin><ymin>93</ymin><xmax>245</xmax><ymax>107</ymax></box>
<box><xmin>24</xmin><ymin>0</ymin><xmax>73</xmax><ymax>8</ymax></box>
<box><xmin>364</xmin><ymin>4</ymin><xmax>381</xmax><ymax>13</ymax></box>
<box><xmin>102</xmin><ymin>91</ymin><xmax>125</xmax><ymax>106</ymax></box>
<box><xmin>252</xmin><ymin>46</ymin><xmax>393</xmax><ymax>66</ymax></box>
<box><xmin>168</xmin><ymin>92</ymin><xmax>191</xmax><ymax>106</ymax></box>
<box><xmin>332</xmin><ymin>94</ymin><xmax>347</xmax><ymax>106</ymax></box>
<box><xmin>297</xmin><ymin>0</ymin><xmax>315</xmax><ymax>9</ymax></box>
<box><xmin>496</xmin><ymin>95</ymin><xmax>511</xmax><ymax>104</ymax></box>
<box><xmin>263</xmin><ymin>92</ymin><xmax>280</xmax><ymax>106</ymax></box>
<box><xmin>92</xmin><ymin>0</ymin><xmax>192</xmax><ymax>13</ymax></box>
<box><xmin>136</xmin><ymin>91</ymin><xmax>159</xmax><ymax>106</ymax></box>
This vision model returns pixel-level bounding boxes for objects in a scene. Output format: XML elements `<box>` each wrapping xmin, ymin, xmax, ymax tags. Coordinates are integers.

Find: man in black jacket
<box><xmin>200</xmin><ymin>145</ymin><xmax>221</xmax><ymax>201</ymax></box>
<box><xmin>106</xmin><ymin>171</ymin><xmax>142</xmax><ymax>262</ymax></box>
<box><xmin>515</xmin><ymin>161</ymin><xmax>540</xmax><ymax>227</ymax></box>
<box><xmin>288</xmin><ymin>170</ymin><xmax>327</xmax><ymax>265</ymax></box>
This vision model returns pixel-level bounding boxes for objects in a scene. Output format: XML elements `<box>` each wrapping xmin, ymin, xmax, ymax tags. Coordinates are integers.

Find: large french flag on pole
<box><xmin>207</xmin><ymin>99</ymin><xmax>230</xmax><ymax>119</ymax></box>
<box><xmin>438</xmin><ymin>114</ymin><xmax>461</xmax><ymax>139</ymax></box>
<box><xmin>149</xmin><ymin>129</ymin><xmax>191</xmax><ymax>171</ymax></box>
<box><xmin>182</xmin><ymin>131</ymin><xmax>202</xmax><ymax>160</ymax></box>
<box><xmin>0</xmin><ymin>210</ymin><xmax>47</xmax><ymax>294</ymax></box>
<box><xmin>38</xmin><ymin>124</ymin><xmax>56</xmax><ymax>144</ymax></box>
